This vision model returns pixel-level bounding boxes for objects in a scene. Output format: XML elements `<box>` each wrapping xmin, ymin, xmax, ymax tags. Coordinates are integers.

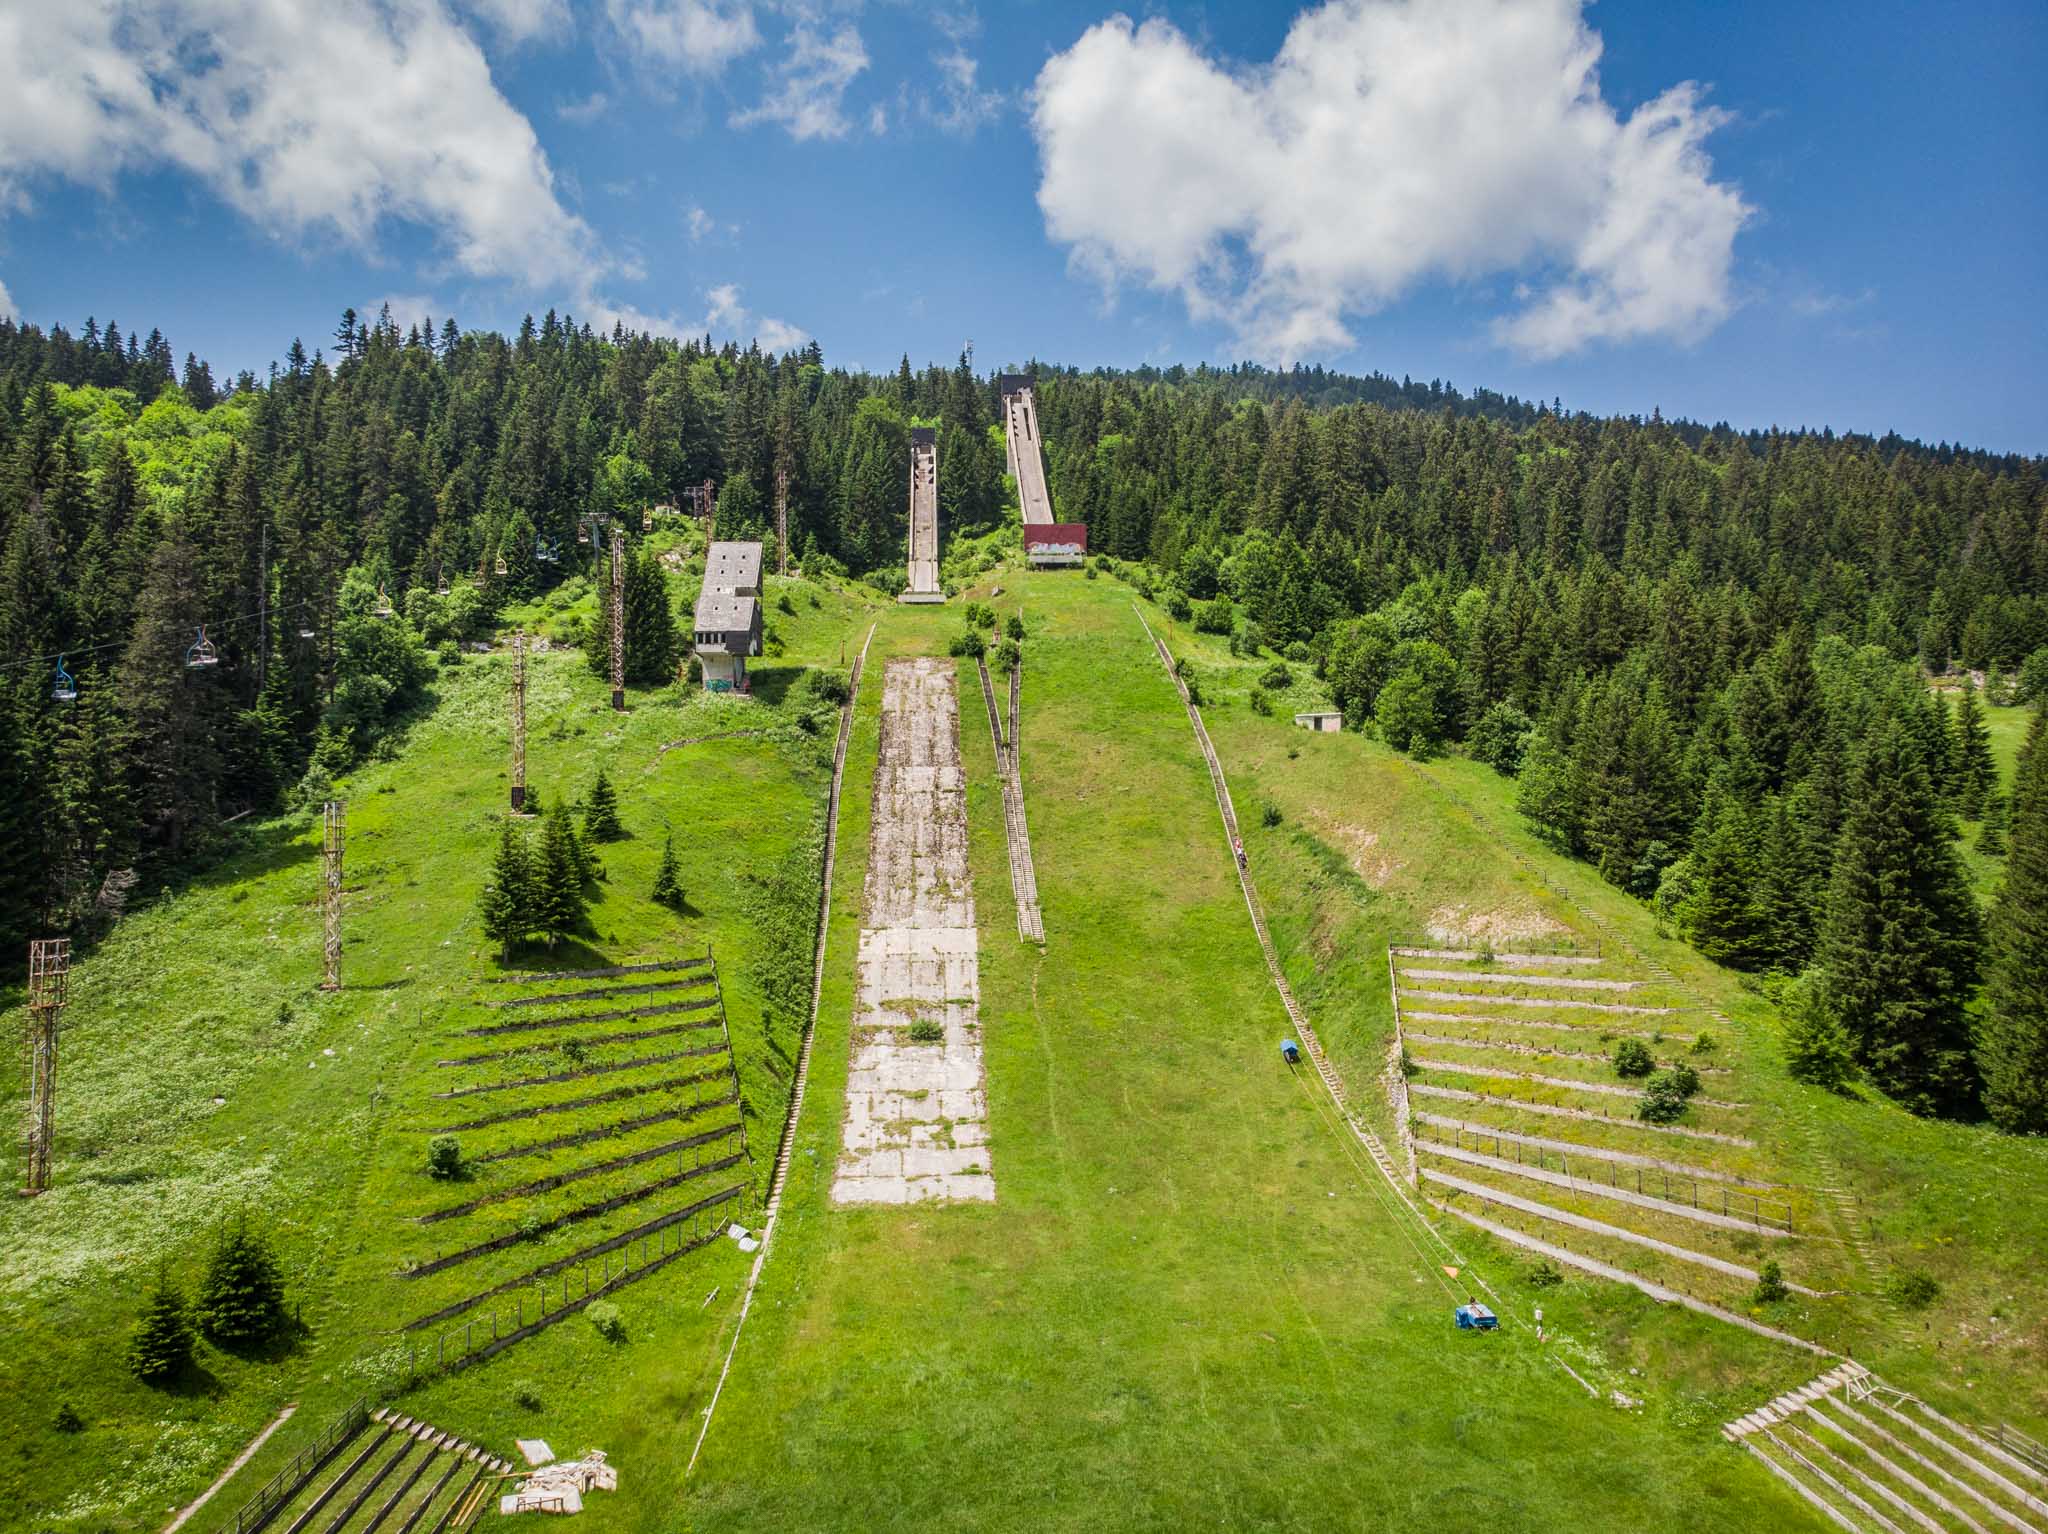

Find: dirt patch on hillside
<box><xmin>1427</xmin><ymin>903</ymin><xmax>1568</xmax><ymax>946</ymax></box>
<box><xmin>1311</xmin><ymin>814</ymin><xmax>1404</xmax><ymax>888</ymax></box>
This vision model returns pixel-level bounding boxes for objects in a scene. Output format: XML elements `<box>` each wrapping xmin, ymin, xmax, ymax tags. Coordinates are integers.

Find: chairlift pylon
<box><xmin>641</xmin><ymin>508</ymin><xmax>653</xmax><ymax>533</ymax></box>
<box><xmin>185</xmin><ymin>626</ymin><xmax>220</xmax><ymax>669</ymax></box>
<box><xmin>372</xmin><ymin>585</ymin><xmax>395</xmax><ymax>619</ymax></box>
<box><xmin>495</xmin><ymin>552</ymin><xmax>509</xmax><ymax>576</ymax></box>
<box><xmin>51</xmin><ymin>654</ymin><xmax>78</xmax><ymax>704</ymax></box>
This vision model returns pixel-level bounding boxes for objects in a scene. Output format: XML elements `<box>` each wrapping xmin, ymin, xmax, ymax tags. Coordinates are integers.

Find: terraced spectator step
<box><xmin>1725</xmin><ymin>1367</ymin><xmax>2048</xmax><ymax>1534</ymax></box>
<box><xmin>1398</xmin><ymin>968</ymin><xmax>1647</xmax><ymax>991</ymax></box>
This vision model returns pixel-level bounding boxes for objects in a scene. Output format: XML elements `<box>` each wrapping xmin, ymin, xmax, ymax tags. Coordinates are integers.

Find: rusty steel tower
<box><xmin>609</xmin><ymin>527</ymin><xmax>627</xmax><ymax>711</ymax></box>
<box><xmin>320</xmin><ymin>801</ymin><xmax>345</xmax><ymax>991</ymax></box>
<box><xmin>21</xmin><ymin>938</ymin><xmax>70</xmax><ymax>1195</ymax></box>
<box><xmin>510</xmin><ymin>630</ymin><xmax>528</xmax><ymax>812</ymax></box>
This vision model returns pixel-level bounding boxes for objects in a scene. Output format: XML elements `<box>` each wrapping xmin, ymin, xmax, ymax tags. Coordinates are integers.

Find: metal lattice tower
<box><xmin>510</xmin><ymin>630</ymin><xmax>528</xmax><ymax>812</ymax></box>
<box><xmin>320</xmin><ymin>801</ymin><xmax>345</xmax><ymax>991</ymax></box>
<box><xmin>21</xmin><ymin>938</ymin><xmax>69</xmax><ymax>1195</ymax></box>
<box><xmin>609</xmin><ymin>528</ymin><xmax>626</xmax><ymax>711</ymax></box>
<box><xmin>702</xmin><ymin>479</ymin><xmax>716</xmax><ymax>543</ymax></box>
<box><xmin>775</xmin><ymin>466</ymin><xmax>789</xmax><ymax>576</ymax></box>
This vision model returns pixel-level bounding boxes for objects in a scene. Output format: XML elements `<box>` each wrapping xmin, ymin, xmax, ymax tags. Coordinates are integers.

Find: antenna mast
<box><xmin>21</xmin><ymin>938</ymin><xmax>69</xmax><ymax>1195</ymax></box>
<box><xmin>320</xmin><ymin>801</ymin><xmax>345</xmax><ymax>991</ymax></box>
<box><xmin>609</xmin><ymin>527</ymin><xmax>626</xmax><ymax>711</ymax></box>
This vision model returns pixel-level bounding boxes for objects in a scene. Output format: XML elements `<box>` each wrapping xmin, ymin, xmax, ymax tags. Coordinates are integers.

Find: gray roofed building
<box><xmin>692</xmin><ymin>540</ymin><xmax>764</xmax><ymax>693</ymax></box>
<box><xmin>703</xmin><ymin>540</ymin><xmax>763</xmax><ymax>596</ymax></box>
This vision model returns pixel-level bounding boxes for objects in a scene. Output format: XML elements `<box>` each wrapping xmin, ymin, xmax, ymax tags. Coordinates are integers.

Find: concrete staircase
<box><xmin>1727</xmin><ymin>1366</ymin><xmax>2048</xmax><ymax>1533</ymax></box>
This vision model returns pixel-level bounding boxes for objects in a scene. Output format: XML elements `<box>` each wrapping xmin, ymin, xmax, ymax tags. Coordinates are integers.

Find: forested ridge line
<box><xmin>1</xmin><ymin>306</ymin><xmax>2043</xmax><ymax>1137</ymax></box>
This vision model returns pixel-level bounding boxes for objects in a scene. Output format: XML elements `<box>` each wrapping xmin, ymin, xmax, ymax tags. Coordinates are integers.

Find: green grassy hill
<box><xmin>4</xmin><ymin>557</ymin><xmax>2042</xmax><ymax>1534</ymax></box>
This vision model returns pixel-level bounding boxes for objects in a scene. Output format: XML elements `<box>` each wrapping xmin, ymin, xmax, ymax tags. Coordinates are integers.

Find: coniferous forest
<box><xmin>1</xmin><ymin>309</ymin><xmax>2044</xmax><ymax>1130</ymax></box>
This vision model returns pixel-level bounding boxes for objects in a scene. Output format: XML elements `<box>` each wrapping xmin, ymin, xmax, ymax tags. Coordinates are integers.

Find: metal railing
<box><xmin>222</xmin><ymin>1397</ymin><xmax>369</xmax><ymax>1534</ymax></box>
<box><xmin>405</xmin><ymin>1185</ymin><xmax>744</xmax><ymax>1378</ymax></box>
<box><xmin>1416</xmin><ymin>1119</ymin><xmax>1792</xmax><ymax>1231</ymax></box>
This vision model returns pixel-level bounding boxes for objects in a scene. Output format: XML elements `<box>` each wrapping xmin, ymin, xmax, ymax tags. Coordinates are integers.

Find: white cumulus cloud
<box><xmin>586</xmin><ymin>282</ymin><xmax>805</xmax><ymax>352</ymax></box>
<box><xmin>460</xmin><ymin>0</ymin><xmax>571</xmax><ymax>46</ymax></box>
<box><xmin>604</xmin><ymin>0</ymin><xmax>759</xmax><ymax>75</ymax></box>
<box><xmin>0</xmin><ymin>0</ymin><xmax>603</xmax><ymax>296</ymax></box>
<box><xmin>1030</xmin><ymin>0</ymin><xmax>1752</xmax><ymax>360</ymax></box>
<box><xmin>734</xmin><ymin>20</ymin><xmax>869</xmax><ymax>141</ymax></box>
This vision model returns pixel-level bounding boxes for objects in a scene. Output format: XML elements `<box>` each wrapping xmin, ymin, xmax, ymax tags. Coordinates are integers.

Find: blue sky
<box><xmin>0</xmin><ymin>0</ymin><xmax>2042</xmax><ymax>451</ymax></box>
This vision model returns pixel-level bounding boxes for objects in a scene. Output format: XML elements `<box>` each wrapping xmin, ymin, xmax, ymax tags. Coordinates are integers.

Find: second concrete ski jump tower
<box><xmin>901</xmin><ymin>425</ymin><xmax>943</xmax><ymax>603</ymax></box>
<box><xmin>999</xmin><ymin>374</ymin><xmax>1085</xmax><ymax>568</ymax></box>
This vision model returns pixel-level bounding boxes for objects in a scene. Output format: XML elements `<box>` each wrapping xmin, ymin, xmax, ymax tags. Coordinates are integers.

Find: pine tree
<box><xmin>621</xmin><ymin>546</ymin><xmax>678</xmax><ymax>684</ymax></box>
<box><xmin>1676</xmin><ymin>792</ymin><xmax>1764</xmax><ymax>968</ymax></box>
<box><xmin>129</xmin><ymin>1263</ymin><xmax>196</xmax><ymax>1385</ymax></box>
<box><xmin>534</xmin><ymin>796</ymin><xmax>588</xmax><ymax>946</ymax></box>
<box><xmin>1952</xmin><ymin>679</ymin><xmax>1996</xmax><ymax>819</ymax></box>
<box><xmin>1781</xmin><ymin>970</ymin><xmax>1858</xmax><ymax>1092</ymax></box>
<box><xmin>478</xmin><ymin>820</ymin><xmax>533</xmax><ymax>958</ymax></box>
<box><xmin>583</xmin><ymin>767</ymin><xmax>624</xmax><ymax>841</ymax></box>
<box><xmin>651</xmin><ymin>831</ymin><xmax>684</xmax><ymax>910</ymax></box>
<box><xmin>196</xmin><ymin>1213</ymin><xmax>289</xmax><ymax>1351</ymax></box>
<box><xmin>1816</xmin><ymin>719</ymin><xmax>1983</xmax><ymax>1116</ymax></box>
<box><xmin>1978</xmin><ymin>711</ymin><xmax>2048</xmax><ymax>1132</ymax></box>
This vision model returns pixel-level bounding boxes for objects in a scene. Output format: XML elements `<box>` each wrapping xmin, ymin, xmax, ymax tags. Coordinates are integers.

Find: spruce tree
<box><xmin>1978</xmin><ymin>711</ymin><xmax>2048</xmax><ymax>1132</ymax></box>
<box><xmin>129</xmin><ymin>1264</ymin><xmax>196</xmax><ymax>1385</ymax></box>
<box><xmin>622</xmin><ymin>545</ymin><xmax>679</xmax><ymax>684</ymax></box>
<box><xmin>478</xmin><ymin>820</ymin><xmax>533</xmax><ymax>957</ymax></box>
<box><xmin>534</xmin><ymin>796</ymin><xmax>588</xmax><ymax>946</ymax></box>
<box><xmin>1952</xmin><ymin>679</ymin><xmax>1996</xmax><ymax>819</ymax></box>
<box><xmin>1815</xmin><ymin>719</ymin><xmax>1983</xmax><ymax>1115</ymax></box>
<box><xmin>651</xmin><ymin>831</ymin><xmax>685</xmax><ymax>910</ymax></box>
<box><xmin>583</xmin><ymin>767</ymin><xmax>624</xmax><ymax>842</ymax></box>
<box><xmin>1676</xmin><ymin>791</ymin><xmax>1763</xmax><ymax>968</ymax></box>
<box><xmin>196</xmin><ymin>1213</ymin><xmax>289</xmax><ymax>1352</ymax></box>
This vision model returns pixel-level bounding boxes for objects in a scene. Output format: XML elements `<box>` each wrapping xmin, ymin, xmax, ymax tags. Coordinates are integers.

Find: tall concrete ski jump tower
<box><xmin>999</xmin><ymin>374</ymin><xmax>1086</xmax><ymax>568</ymax></box>
<box><xmin>901</xmin><ymin>425</ymin><xmax>944</xmax><ymax>603</ymax></box>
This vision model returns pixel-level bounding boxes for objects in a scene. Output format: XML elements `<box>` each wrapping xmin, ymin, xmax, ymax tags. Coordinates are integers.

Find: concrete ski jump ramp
<box><xmin>832</xmin><ymin>658</ymin><xmax>994</xmax><ymax>1204</ymax></box>
<box><xmin>901</xmin><ymin>426</ymin><xmax>942</xmax><ymax>602</ymax></box>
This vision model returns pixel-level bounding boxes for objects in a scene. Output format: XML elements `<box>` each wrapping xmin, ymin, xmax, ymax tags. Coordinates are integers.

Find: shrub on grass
<box><xmin>129</xmin><ymin>1265</ymin><xmax>196</xmax><ymax>1385</ymax></box>
<box><xmin>1193</xmin><ymin>597</ymin><xmax>1233</xmax><ymax>635</ymax></box>
<box><xmin>53</xmin><ymin>1403</ymin><xmax>84</xmax><ymax>1433</ymax></box>
<box><xmin>1752</xmin><ymin>1260</ymin><xmax>1789</xmax><ymax>1304</ymax></box>
<box><xmin>197</xmin><ymin>1214</ymin><xmax>290</xmax><ymax>1352</ymax></box>
<box><xmin>1612</xmin><ymin>1039</ymin><xmax>1655</xmax><ymax>1078</ymax></box>
<box><xmin>994</xmin><ymin>639</ymin><xmax>1021</xmax><ymax>671</ymax></box>
<box><xmin>1637</xmin><ymin>1069</ymin><xmax>1697</xmax><ymax>1125</ymax></box>
<box><xmin>427</xmin><ymin>1135</ymin><xmax>463</xmax><ymax>1179</ymax></box>
<box><xmin>512</xmin><ymin>1380</ymin><xmax>544</xmax><ymax>1412</ymax></box>
<box><xmin>1003</xmin><ymin>612</ymin><xmax>1025</xmax><ymax>641</ymax></box>
<box><xmin>908</xmin><ymin>1019</ymin><xmax>944</xmax><ymax>1043</ymax></box>
<box><xmin>1886</xmin><ymin>1269</ymin><xmax>1941</xmax><ymax>1309</ymax></box>
<box><xmin>1248</xmin><ymin>688</ymin><xmax>1273</xmax><ymax>716</ymax></box>
<box><xmin>1183</xmin><ymin>677</ymin><xmax>1203</xmax><ymax>707</ymax></box>
<box><xmin>947</xmin><ymin>627</ymin><xmax>986</xmax><ymax>659</ymax></box>
<box><xmin>1260</xmin><ymin>662</ymin><xmax>1293</xmax><ymax>691</ymax></box>
<box><xmin>517</xmin><ymin>1212</ymin><xmax>547</xmax><ymax>1243</ymax></box>
<box><xmin>588</xmin><ymin>1302</ymin><xmax>625</xmax><ymax>1342</ymax></box>
<box><xmin>777</xmin><ymin>592</ymin><xmax>795</xmax><ymax>615</ymax></box>
<box><xmin>1690</xmin><ymin>1032</ymin><xmax>1718</xmax><ymax>1055</ymax></box>
<box><xmin>1084</xmin><ymin>563</ymin><xmax>1099</xmax><ymax>580</ymax></box>
<box><xmin>1260</xmin><ymin>803</ymin><xmax>1283</xmax><ymax>828</ymax></box>
<box><xmin>1525</xmin><ymin>1261</ymin><xmax>1563</xmax><ymax>1289</ymax></box>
